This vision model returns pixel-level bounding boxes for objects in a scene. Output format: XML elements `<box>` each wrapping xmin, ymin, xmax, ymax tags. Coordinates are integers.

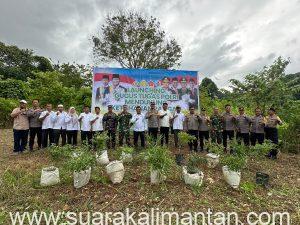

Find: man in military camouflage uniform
<box><xmin>118</xmin><ymin>105</ymin><xmax>132</xmax><ymax>146</ymax></box>
<box><xmin>210</xmin><ymin>107</ymin><xmax>223</xmax><ymax>144</ymax></box>
<box><xmin>103</xmin><ymin>105</ymin><xmax>118</xmax><ymax>149</ymax></box>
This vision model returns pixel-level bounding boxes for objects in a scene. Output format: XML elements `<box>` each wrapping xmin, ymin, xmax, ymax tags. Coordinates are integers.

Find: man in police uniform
<box><xmin>222</xmin><ymin>104</ymin><xmax>236</xmax><ymax>150</ymax></box>
<box><xmin>146</xmin><ymin>102</ymin><xmax>159</xmax><ymax>141</ymax></box>
<box><xmin>210</xmin><ymin>107</ymin><xmax>223</xmax><ymax>144</ymax></box>
<box><xmin>250</xmin><ymin>108</ymin><xmax>266</xmax><ymax>146</ymax></box>
<box><xmin>236</xmin><ymin>107</ymin><xmax>251</xmax><ymax>146</ymax></box>
<box><xmin>265</xmin><ymin>107</ymin><xmax>282</xmax><ymax>159</ymax></box>
<box><xmin>198</xmin><ymin>108</ymin><xmax>210</xmax><ymax>151</ymax></box>
<box><xmin>118</xmin><ymin>105</ymin><xmax>132</xmax><ymax>146</ymax></box>
<box><xmin>184</xmin><ymin>106</ymin><xmax>199</xmax><ymax>152</ymax></box>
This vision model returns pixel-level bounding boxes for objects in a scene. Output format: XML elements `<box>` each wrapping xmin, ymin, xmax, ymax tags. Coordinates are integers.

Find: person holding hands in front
<box><xmin>39</xmin><ymin>103</ymin><xmax>55</xmax><ymax>148</ymax></box>
<box><xmin>78</xmin><ymin>106</ymin><xmax>93</xmax><ymax>146</ymax></box>
<box><xmin>158</xmin><ymin>102</ymin><xmax>173</xmax><ymax>146</ymax></box>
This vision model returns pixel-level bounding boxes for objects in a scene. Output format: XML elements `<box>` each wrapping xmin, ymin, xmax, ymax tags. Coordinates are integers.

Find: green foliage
<box><xmin>249</xmin><ymin>140</ymin><xmax>277</xmax><ymax>157</ymax></box>
<box><xmin>49</xmin><ymin>144</ymin><xmax>74</xmax><ymax>161</ymax></box>
<box><xmin>66</xmin><ymin>147</ymin><xmax>96</xmax><ymax>172</ymax></box>
<box><xmin>208</xmin><ymin>143</ymin><xmax>223</xmax><ymax>155</ymax></box>
<box><xmin>279</xmin><ymin>116</ymin><xmax>300</xmax><ymax>154</ymax></box>
<box><xmin>147</xmin><ymin>146</ymin><xmax>173</xmax><ymax>176</ymax></box>
<box><xmin>92</xmin><ymin>11</ymin><xmax>182</xmax><ymax>69</ymax></box>
<box><xmin>0</xmin><ymin>98</ymin><xmax>18</xmax><ymax>128</ymax></box>
<box><xmin>200</xmin><ymin>77</ymin><xmax>222</xmax><ymax>99</ymax></box>
<box><xmin>221</xmin><ymin>154</ymin><xmax>247</xmax><ymax>172</ymax></box>
<box><xmin>93</xmin><ymin>132</ymin><xmax>109</xmax><ymax>152</ymax></box>
<box><xmin>116</xmin><ymin>146</ymin><xmax>135</xmax><ymax>159</ymax></box>
<box><xmin>178</xmin><ymin>132</ymin><xmax>196</xmax><ymax>145</ymax></box>
<box><xmin>0</xmin><ymin>78</ymin><xmax>29</xmax><ymax>99</ymax></box>
<box><xmin>240</xmin><ymin>181</ymin><xmax>256</xmax><ymax>194</ymax></box>
<box><xmin>186</xmin><ymin>153</ymin><xmax>207</xmax><ymax>174</ymax></box>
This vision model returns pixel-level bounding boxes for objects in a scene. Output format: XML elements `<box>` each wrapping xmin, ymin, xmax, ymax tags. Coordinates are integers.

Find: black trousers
<box><xmin>42</xmin><ymin>128</ymin><xmax>54</xmax><ymax>148</ymax></box>
<box><xmin>173</xmin><ymin>129</ymin><xmax>181</xmax><ymax>148</ymax></box>
<box><xmin>67</xmin><ymin>130</ymin><xmax>78</xmax><ymax>146</ymax></box>
<box><xmin>134</xmin><ymin>131</ymin><xmax>145</xmax><ymax>148</ymax></box>
<box><xmin>81</xmin><ymin>131</ymin><xmax>92</xmax><ymax>146</ymax></box>
<box><xmin>199</xmin><ymin>130</ymin><xmax>209</xmax><ymax>150</ymax></box>
<box><xmin>148</xmin><ymin>127</ymin><xmax>158</xmax><ymax>141</ymax></box>
<box><xmin>265</xmin><ymin>127</ymin><xmax>279</xmax><ymax>157</ymax></box>
<box><xmin>53</xmin><ymin>129</ymin><xmax>66</xmax><ymax>146</ymax></box>
<box><xmin>13</xmin><ymin>129</ymin><xmax>29</xmax><ymax>152</ymax></box>
<box><xmin>29</xmin><ymin>127</ymin><xmax>42</xmax><ymax>150</ymax></box>
<box><xmin>250</xmin><ymin>132</ymin><xmax>264</xmax><ymax>146</ymax></box>
<box><xmin>223</xmin><ymin>130</ymin><xmax>234</xmax><ymax>148</ymax></box>
<box><xmin>188</xmin><ymin>130</ymin><xmax>198</xmax><ymax>151</ymax></box>
<box><xmin>160</xmin><ymin>126</ymin><xmax>169</xmax><ymax>146</ymax></box>
<box><xmin>236</xmin><ymin>132</ymin><xmax>250</xmax><ymax>146</ymax></box>
<box><xmin>107</xmin><ymin>130</ymin><xmax>116</xmax><ymax>149</ymax></box>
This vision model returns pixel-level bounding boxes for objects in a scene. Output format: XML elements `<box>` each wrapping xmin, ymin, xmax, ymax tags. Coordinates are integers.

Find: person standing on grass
<box><xmin>236</xmin><ymin>107</ymin><xmax>251</xmax><ymax>146</ymax></box>
<box><xmin>210</xmin><ymin>107</ymin><xmax>223</xmax><ymax>144</ymax></box>
<box><xmin>184</xmin><ymin>106</ymin><xmax>200</xmax><ymax>152</ymax></box>
<box><xmin>131</xmin><ymin>105</ymin><xmax>146</xmax><ymax>148</ymax></box>
<box><xmin>65</xmin><ymin>107</ymin><xmax>79</xmax><ymax>146</ymax></box>
<box><xmin>222</xmin><ymin>104</ymin><xmax>236</xmax><ymax>150</ymax></box>
<box><xmin>27</xmin><ymin>99</ymin><xmax>43</xmax><ymax>151</ymax></box>
<box><xmin>39</xmin><ymin>103</ymin><xmax>55</xmax><ymax>148</ymax></box>
<box><xmin>158</xmin><ymin>102</ymin><xmax>173</xmax><ymax>146</ymax></box>
<box><xmin>118</xmin><ymin>105</ymin><xmax>132</xmax><ymax>146</ymax></box>
<box><xmin>103</xmin><ymin>105</ymin><xmax>118</xmax><ymax>149</ymax></box>
<box><xmin>170</xmin><ymin>105</ymin><xmax>185</xmax><ymax>148</ymax></box>
<box><xmin>78</xmin><ymin>106</ymin><xmax>93</xmax><ymax>146</ymax></box>
<box><xmin>198</xmin><ymin>108</ymin><xmax>210</xmax><ymax>151</ymax></box>
<box><xmin>90</xmin><ymin>106</ymin><xmax>104</xmax><ymax>138</ymax></box>
<box><xmin>10</xmin><ymin>100</ymin><xmax>29</xmax><ymax>154</ymax></box>
<box><xmin>146</xmin><ymin>102</ymin><xmax>159</xmax><ymax>141</ymax></box>
<box><xmin>51</xmin><ymin>104</ymin><xmax>67</xmax><ymax>146</ymax></box>
<box><xmin>250</xmin><ymin>107</ymin><xmax>266</xmax><ymax>146</ymax></box>
<box><xmin>265</xmin><ymin>107</ymin><xmax>282</xmax><ymax>159</ymax></box>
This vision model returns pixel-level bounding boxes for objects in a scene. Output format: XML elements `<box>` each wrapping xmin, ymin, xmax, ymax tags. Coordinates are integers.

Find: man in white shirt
<box><xmin>51</xmin><ymin>104</ymin><xmax>67</xmax><ymax>146</ymax></box>
<box><xmin>170</xmin><ymin>106</ymin><xmax>185</xmax><ymax>148</ymax></box>
<box><xmin>39</xmin><ymin>103</ymin><xmax>55</xmax><ymax>148</ymax></box>
<box><xmin>90</xmin><ymin>106</ymin><xmax>104</xmax><ymax>137</ymax></box>
<box><xmin>130</xmin><ymin>105</ymin><xmax>146</xmax><ymax>148</ymax></box>
<box><xmin>78</xmin><ymin>106</ymin><xmax>93</xmax><ymax>146</ymax></box>
<box><xmin>158</xmin><ymin>102</ymin><xmax>173</xmax><ymax>146</ymax></box>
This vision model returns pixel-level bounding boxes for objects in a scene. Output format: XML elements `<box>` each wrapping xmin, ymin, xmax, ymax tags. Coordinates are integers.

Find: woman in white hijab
<box><xmin>65</xmin><ymin>107</ymin><xmax>80</xmax><ymax>146</ymax></box>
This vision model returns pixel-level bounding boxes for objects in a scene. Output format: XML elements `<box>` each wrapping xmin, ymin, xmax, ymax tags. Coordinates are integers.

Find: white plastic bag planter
<box><xmin>73</xmin><ymin>167</ymin><xmax>91</xmax><ymax>188</ymax></box>
<box><xmin>40</xmin><ymin>166</ymin><xmax>60</xmax><ymax>186</ymax></box>
<box><xmin>150</xmin><ymin>170</ymin><xmax>166</xmax><ymax>184</ymax></box>
<box><xmin>222</xmin><ymin>166</ymin><xmax>241</xmax><ymax>189</ymax></box>
<box><xmin>106</xmin><ymin>161</ymin><xmax>125</xmax><ymax>184</ymax></box>
<box><xmin>182</xmin><ymin>166</ymin><xmax>204</xmax><ymax>186</ymax></box>
<box><xmin>206</xmin><ymin>153</ymin><xmax>220</xmax><ymax>168</ymax></box>
<box><xmin>120</xmin><ymin>152</ymin><xmax>133</xmax><ymax>163</ymax></box>
<box><xmin>96</xmin><ymin>150</ymin><xmax>110</xmax><ymax>165</ymax></box>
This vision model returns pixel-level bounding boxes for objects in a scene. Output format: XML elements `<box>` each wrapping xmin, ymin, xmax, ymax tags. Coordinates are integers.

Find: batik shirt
<box><xmin>118</xmin><ymin>112</ymin><xmax>132</xmax><ymax>132</ymax></box>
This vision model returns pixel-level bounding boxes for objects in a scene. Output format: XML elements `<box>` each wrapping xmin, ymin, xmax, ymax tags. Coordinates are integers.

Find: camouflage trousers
<box><xmin>211</xmin><ymin>131</ymin><xmax>222</xmax><ymax>145</ymax></box>
<box><xmin>119</xmin><ymin>130</ymin><xmax>131</xmax><ymax>146</ymax></box>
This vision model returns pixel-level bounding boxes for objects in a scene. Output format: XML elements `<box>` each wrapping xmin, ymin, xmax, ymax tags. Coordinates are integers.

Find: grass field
<box><xmin>0</xmin><ymin>129</ymin><xmax>299</xmax><ymax>224</ymax></box>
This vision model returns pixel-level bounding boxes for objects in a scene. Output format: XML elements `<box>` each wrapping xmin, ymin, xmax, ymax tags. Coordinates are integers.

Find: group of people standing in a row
<box><xmin>11</xmin><ymin>99</ymin><xmax>282</xmax><ymax>158</ymax></box>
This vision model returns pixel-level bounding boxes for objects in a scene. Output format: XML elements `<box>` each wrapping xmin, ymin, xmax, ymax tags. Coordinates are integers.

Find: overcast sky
<box><xmin>1</xmin><ymin>0</ymin><xmax>299</xmax><ymax>87</ymax></box>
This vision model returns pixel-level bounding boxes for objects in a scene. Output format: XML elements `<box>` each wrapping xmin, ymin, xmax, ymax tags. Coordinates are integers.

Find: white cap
<box><xmin>58</xmin><ymin>104</ymin><xmax>64</xmax><ymax>108</ymax></box>
<box><xmin>20</xmin><ymin>100</ymin><xmax>27</xmax><ymax>104</ymax></box>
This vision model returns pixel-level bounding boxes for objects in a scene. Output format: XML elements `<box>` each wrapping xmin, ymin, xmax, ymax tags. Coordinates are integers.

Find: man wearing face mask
<box><xmin>11</xmin><ymin>100</ymin><xmax>29</xmax><ymax>154</ymax></box>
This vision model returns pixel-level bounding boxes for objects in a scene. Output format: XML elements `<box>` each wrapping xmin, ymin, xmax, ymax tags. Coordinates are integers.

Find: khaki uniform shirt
<box><xmin>11</xmin><ymin>108</ymin><xmax>29</xmax><ymax>130</ymax></box>
<box><xmin>250</xmin><ymin>115</ymin><xmax>265</xmax><ymax>133</ymax></box>
<box><xmin>146</xmin><ymin>109</ymin><xmax>159</xmax><ymax>128</ymax></box>
<box><xmin>199</xmin><ymin>115</ymin><xmax>210</xmax><ymax>131</ymax></box>
<box><xmin>265</xmin><ymin>115</ymin><xmax>282</xmax><ymax>128</ymax></box>
<box><xmin>236</xmin><ymin>114</ymin><xmax>251</xmax><ymax>133</ymax></box>
<box><xmin>184</xmin><ymin>114</ymin><xmax>199</xmax><ymax>131</ymax></box>
<box><xmin>222</xmin><ymin>112</ymin><xmax>236</xmax><ymax>131</ymax></box>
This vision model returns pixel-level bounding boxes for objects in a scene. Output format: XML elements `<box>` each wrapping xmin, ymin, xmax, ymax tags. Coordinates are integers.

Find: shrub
<box><xmin>93</xmin><ymin>132</ymin><xmax>109</xmax><ymax>152</ymax></box>
<box><xmin>221</xmin><ymin>154</ymin><xmax>247</xmax><ymax>172</ymax></box>
<box><xmin>66</xmin><ymin>147</ymin><xmax>95</xmax><ymax>172</ymax></box>
<box><xmin>147</xmin><ymin>146</ymin><xmax>173</xmax><ymax>177</ymax></box>
<box><xmin>0</xmin><ymin>79</ymin><xmax>29</xmax><ymax>99</ymax></box>
<box><xmin>186</xmin><ymin>153</ymin><xmax>207</xmax><ymax>174</ymax></box>
<box><xmin>0</xmin><ymin>98</ymin><xmax>18</xmax><ymax>128</ymax></box>
<box><xmin>49</xmin><ymin>145</ymin><xmax>74</xmax><ymax>161</ymax></box>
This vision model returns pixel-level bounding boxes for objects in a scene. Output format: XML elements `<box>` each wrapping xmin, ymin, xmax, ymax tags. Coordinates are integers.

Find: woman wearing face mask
<box><xmin>65</xmin><ymin>107</ymin><xmax>80</xmax><ymax>146</ymax></box>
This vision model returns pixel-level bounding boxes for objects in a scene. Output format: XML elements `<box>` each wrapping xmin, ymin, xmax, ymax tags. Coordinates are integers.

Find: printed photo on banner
<box><xmin>92</xmin><ymin>68</ymin><xmax>199</xmax><ymax>112</ymax></box>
